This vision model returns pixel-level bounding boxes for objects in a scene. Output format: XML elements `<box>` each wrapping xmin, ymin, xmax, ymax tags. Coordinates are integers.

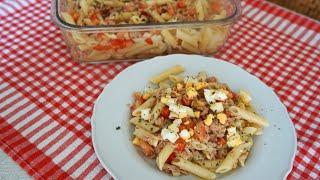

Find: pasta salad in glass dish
<box><xmin>129</xmin><ymin>65</ymin><xmax>269</xmax><ymax>179</ymax></box>
<box><xmin>52</xmin><ymin>0</ymin><xmax>241</xmax><ymax>62</ymax></box>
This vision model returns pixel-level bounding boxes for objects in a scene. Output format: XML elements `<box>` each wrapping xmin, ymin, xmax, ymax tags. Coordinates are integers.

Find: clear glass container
<box><xmin>51</xmin><ymin>0</ymin><xmax>241</xmax><ymax>63</ymax></box>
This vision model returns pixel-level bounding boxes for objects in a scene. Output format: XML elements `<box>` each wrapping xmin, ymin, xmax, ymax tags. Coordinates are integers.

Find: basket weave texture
<box><xmin>268</xmin><ymin>0</ymin><xmax>320</xmax><ymax>20</ymax></box>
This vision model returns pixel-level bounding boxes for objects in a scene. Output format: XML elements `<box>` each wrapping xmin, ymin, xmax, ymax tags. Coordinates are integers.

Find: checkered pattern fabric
<box><xmin>0</xmin><ymin>0</ymin><xmax>319</xmax><ymax>179</ymax></box>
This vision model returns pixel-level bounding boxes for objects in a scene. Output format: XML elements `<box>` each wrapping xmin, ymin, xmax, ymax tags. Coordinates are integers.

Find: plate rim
<box><xmin>91</xmin><ymin>54</ymin><xmax>297</xmax><ymax>180</ymax></box>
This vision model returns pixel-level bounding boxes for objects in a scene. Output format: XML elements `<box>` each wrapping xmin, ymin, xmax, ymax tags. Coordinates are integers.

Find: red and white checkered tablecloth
<box><xmin>0</xmin><ymin>0</ymin><xmax>319</xmax><ymax>179</ymax></box>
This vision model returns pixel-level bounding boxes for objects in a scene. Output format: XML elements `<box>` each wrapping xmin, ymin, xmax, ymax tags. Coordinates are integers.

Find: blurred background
<box><xmin>267</xmin><ymin>0</ymin><xmax>320</xmax><ymax>20</ymax></box>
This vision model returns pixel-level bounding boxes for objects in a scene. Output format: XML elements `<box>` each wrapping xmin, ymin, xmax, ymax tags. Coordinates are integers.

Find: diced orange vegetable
<box><xmin>70</xmin><ymin>11</ymin><xmax>79</xmax><ymax>22</ymax></box>
<box><xmin>110</xmin><ymin>39</ymin><xmax>134</xmax><ymax>49</ymax></box>
<box><xmin>167</xmin><ymin>4</ymin><xmax>175</xmax><ymax>16</ymax></box>
<box><xmin>145</xmin><ymin>37</ymin><xmax>153</xmax><ymax>45</ymax></box>
<box><xmin>177</xmin><ymin>0</ymin><xmax>186</xmax><ymax>8</ymax></box>
<box><xmin>161</xmin><ymin>106</ymin><xmax>170</xmax><ymax>119</ymax></box>
<box><xmin>217</xmin><ymin>137</ymin><xmax>226</xmax><ymax>145</ymax></box>
<box><xmin>210</xmin><ymin>2</ymin><xmax>221</xmax><ymax>13</ymax></box>
<box><xmin>166</xmin><ymin>153</ymin><xmax>176</xmax><ymax>164</ymax></box>
<box><xmin>175</xmin><ymin>138</ymin><xmax>186</xmax><ymax>152</ymax></box>
<box><xmin>93</xmin><ymin>44</ymin><xmax>110</xmax><ymax>51</ymax></box>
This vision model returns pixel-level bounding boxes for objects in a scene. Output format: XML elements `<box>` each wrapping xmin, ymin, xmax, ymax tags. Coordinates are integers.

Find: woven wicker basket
<box><xmin>268</xmin><ymin>0</ymin><xmax>320</xmax><ymax>20</ymax></box>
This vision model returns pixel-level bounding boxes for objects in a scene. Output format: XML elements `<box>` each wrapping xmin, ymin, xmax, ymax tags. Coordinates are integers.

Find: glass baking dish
<box><xmin>51</xmin><ymin>0</ymin><xmax>241</xmax><ymax>63</ymax></box>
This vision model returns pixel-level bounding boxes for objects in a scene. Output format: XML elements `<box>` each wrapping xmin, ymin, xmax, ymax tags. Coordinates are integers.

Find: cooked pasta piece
<box><xmin>156</xmin><ymin>144</ymin><xmax>175</xmax><ymax>170</ymax></box>
<box><xmin>133</xmin><ymin>127</ymin><xmax>159</xmax><ymax>147</ymax></box>
<box><xmin>132</xmin><ymin>97</ymin><xmax>156</xmax><ymax>116</ymax></box>
<box><xmin>229</xmin><ymin>106</ymin><xmax>269</xmax><ymax>127</ymax></box>
<box><xmin>150</xmin><ymin>65</ymin><xmax>185</xmax><ymax>84</ymax></box>
<box><xmin>172</xmin><ymin>158</ymin><xmax>216</xmax><ymax>179</ymax></box>
<box><xmin>216</xmin><ymin>142</ymin><xmax>253</xmax><ymax>173</ymax></box>
<box><xmin>130</xmin><ymin>117</ymin><xmax>160</xmax><ymax>133</ymax></box>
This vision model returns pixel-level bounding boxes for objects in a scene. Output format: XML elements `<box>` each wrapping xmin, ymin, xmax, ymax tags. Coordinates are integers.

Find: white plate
<box><xmin>91</xmin><ymin>54</ymin><xmax>297</xmax><ymax>180</ymax></box>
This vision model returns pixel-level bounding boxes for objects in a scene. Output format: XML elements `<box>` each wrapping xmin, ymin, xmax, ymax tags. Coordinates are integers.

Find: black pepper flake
<box><xmin>278</xmin><ymin>128</ymin><xmax>281</xmax><ymax>130</ymax></box>
<box><xmin>264</xmin><ymin>143</ymin><xmax>266</xmax><ymax>145</ymax></box>
<box><xmin>116</xmin><ymin>126</ymin><xmax>121</xmax><ymax>130</ymax></box>
<box><xmin>150</xmin><ymin>127</ymin><xmax>154</xmax><ymax>131</ymax></box>
<box><xmin>273</xmin><ymin>124</ymin><xmax>276</xmax><ymax>127</ymax></box>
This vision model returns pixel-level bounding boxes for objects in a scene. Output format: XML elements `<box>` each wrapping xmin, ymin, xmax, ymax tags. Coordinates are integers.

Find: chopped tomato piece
<box><xmin>88</xmin><ymin>10</ymin><xmax>100</xmax><ymax>25</ymax></box>
<box><xmin>177</xmin><ymin>0</ymin><xmax>186</xmax><ymax>8</ymax></box>
<box><xmin>167</xmin><ymin>4</ymin><xmax>175</xmax><ymax>16</ymax></box>
<box><xmin>161</xmin><ymin>106</ymin><xmax>170</xmax><ymax>119</ymax></box>
<box><xmin>217</xmin><ymin>137</ymin><xmax>226</xmax><ymax>145</ymax></box>
<box><xmin>70</xmin><ymin>11</ymin><xmax>79</xmax><ymax>22</ymax></box>
<box><xmin>210</xmin><ymin>2</ymin><xmax>221</xmax><ymax>13</ymax></box>
<box><xmin>93</xmin><ymin>44</ymin><xmax>110</xmax><ymax>51</ymax></box>
<box><xmin>110</xmin><ymin>39</ymin><xmax>134</xmax><ymax>49</ymax></box>
<box><xmin>145</xmin><ymin>37</ymin><xmax>153</xmax><ymax>45</ymax></box>
<box><xmin>166</xmin><ymin>153</ymin><xmax>176</xmax><ymax>164</ymax></box>
<box><xmin>175</xmin><ymin>138</ymin><xmax>186</xmax><ymax>152</ymax></box>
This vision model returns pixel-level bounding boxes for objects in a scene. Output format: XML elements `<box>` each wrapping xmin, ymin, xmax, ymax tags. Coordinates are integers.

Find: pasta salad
<box><xmin>58</xmin><ymin>0</ymin><xmax>235</xmax><ymax>61</ymax></box>
<box><xmin>129</xmin><ymin>65</ymin><xmax>269</xmax><ymax>179</ymax></box>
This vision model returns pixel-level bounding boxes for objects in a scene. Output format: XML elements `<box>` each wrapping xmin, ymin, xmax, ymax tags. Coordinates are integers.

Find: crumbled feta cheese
<box><xmin>204</xmin><ymin>89</ymin><xmax>215</xmax><ymax>104</ymax></box>
<box><xmin>210</xmin><ymin>102</ymin><xmax>224</xmax><ymax>113</ymax></box>
<box><xmin>213</xmin><ymin>90</ymin><xmax>228</xmax><ymax>101</ymax></box>
<box><xmin>169</xmin><ymin>104</ymin><xmax>186</xmax><ymax>118</ymax></box>
<box><xmin>186</xmin><ymin>87</ymin><xmax>198</xmax><ymax>99</ymax></box>
<box><xmin>179</xmin><ymin>129</ymin><xmax>191</xmax><ymax>140</ymax></box>
<box><xmin>169</xmin><ymin>104</ymin><xmax>190</xmax><ymax>118</ymax></box>
<box><xmin>204</xmin><ymin>114</ymin><xmax>214</xmax><ymax>126</ymax></box>
<box><xmin>161</xmin><ymin>128</ymin><xmax>179</xmax><ymax>143</ymax></box>
<box><xmin>140</xmin><ymin>108</ymin><xmax>151</xmax><ymax>120</ymax></box>
<box><xmin>173</xmin><ymin>119</ymin><xmax>182</xmax><ymax>126</ymax></box>
<box><xmin>227</xmin><ymin>127</ymin><xmax>243</xmax><ymax>147</ymax></box>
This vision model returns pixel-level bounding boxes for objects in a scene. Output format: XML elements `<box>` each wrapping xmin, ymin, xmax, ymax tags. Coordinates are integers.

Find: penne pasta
<box><xmin>156</xmin><ymin>144</ymin><xmax>175</xmax><ymax>170</ymax></box>
<box><xmin>133</xmin><ymin>127</ymin><xmax>159</xmax><ymax>147</ymax></box>
<box><xmin>196</xmin><ymin>159</ymin><xmax>223</xmax><ymax>171</ymax></box>
<box><xmin>176</xmin><ymin>29</ymin><xmax>199</xmax><ymax>47</ymax></box>
<box><xmin>150</xmin><ymin>102</ymin><xmax>165</xmax><ymax>123</ymax></box>
<box><xmin>195</xmin><ymin>0</ymin><xmax>205</xmax><ymax>20</ymax></box>
<box><xmin>181</xmin><ymin>41</ymin><xmax>200</xmax><ymax>53</ymax></box>
<box><xmin>150</xmin><ymin>65</ymin><xmax>185</xmax><ymax>84</ymax></box>
<box><xmin>229</xmin><ymin>106</ymin><xmax>269</xmax><ymax>127</ymax></box>
<box><xmin>161</xmin><ymin>30</ymin><xmax>178</xmax><ymax>48</ymax></box>
<box><xmin>168</xmin><ymin>75</ymin><xmax>183</xmax><ymax>84</ymax></box>
<box><xmin>216</xmin><ymin>142</ymin><xmax>253</xmax><ymax>173</ymax></box>
<box><xmin>130</xmin><ymin>117</ymin><xmax>160</xmax><ymax>133</ymax></box>
<box><xmin>132</xmin><ymin>97</ymin><xmax>156</xmax><ymax>116</ymax></box>
<box><xmin>172</xmin><ymin>158</ymin><xmax>216</xmax><ymax>179</ymax></box>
